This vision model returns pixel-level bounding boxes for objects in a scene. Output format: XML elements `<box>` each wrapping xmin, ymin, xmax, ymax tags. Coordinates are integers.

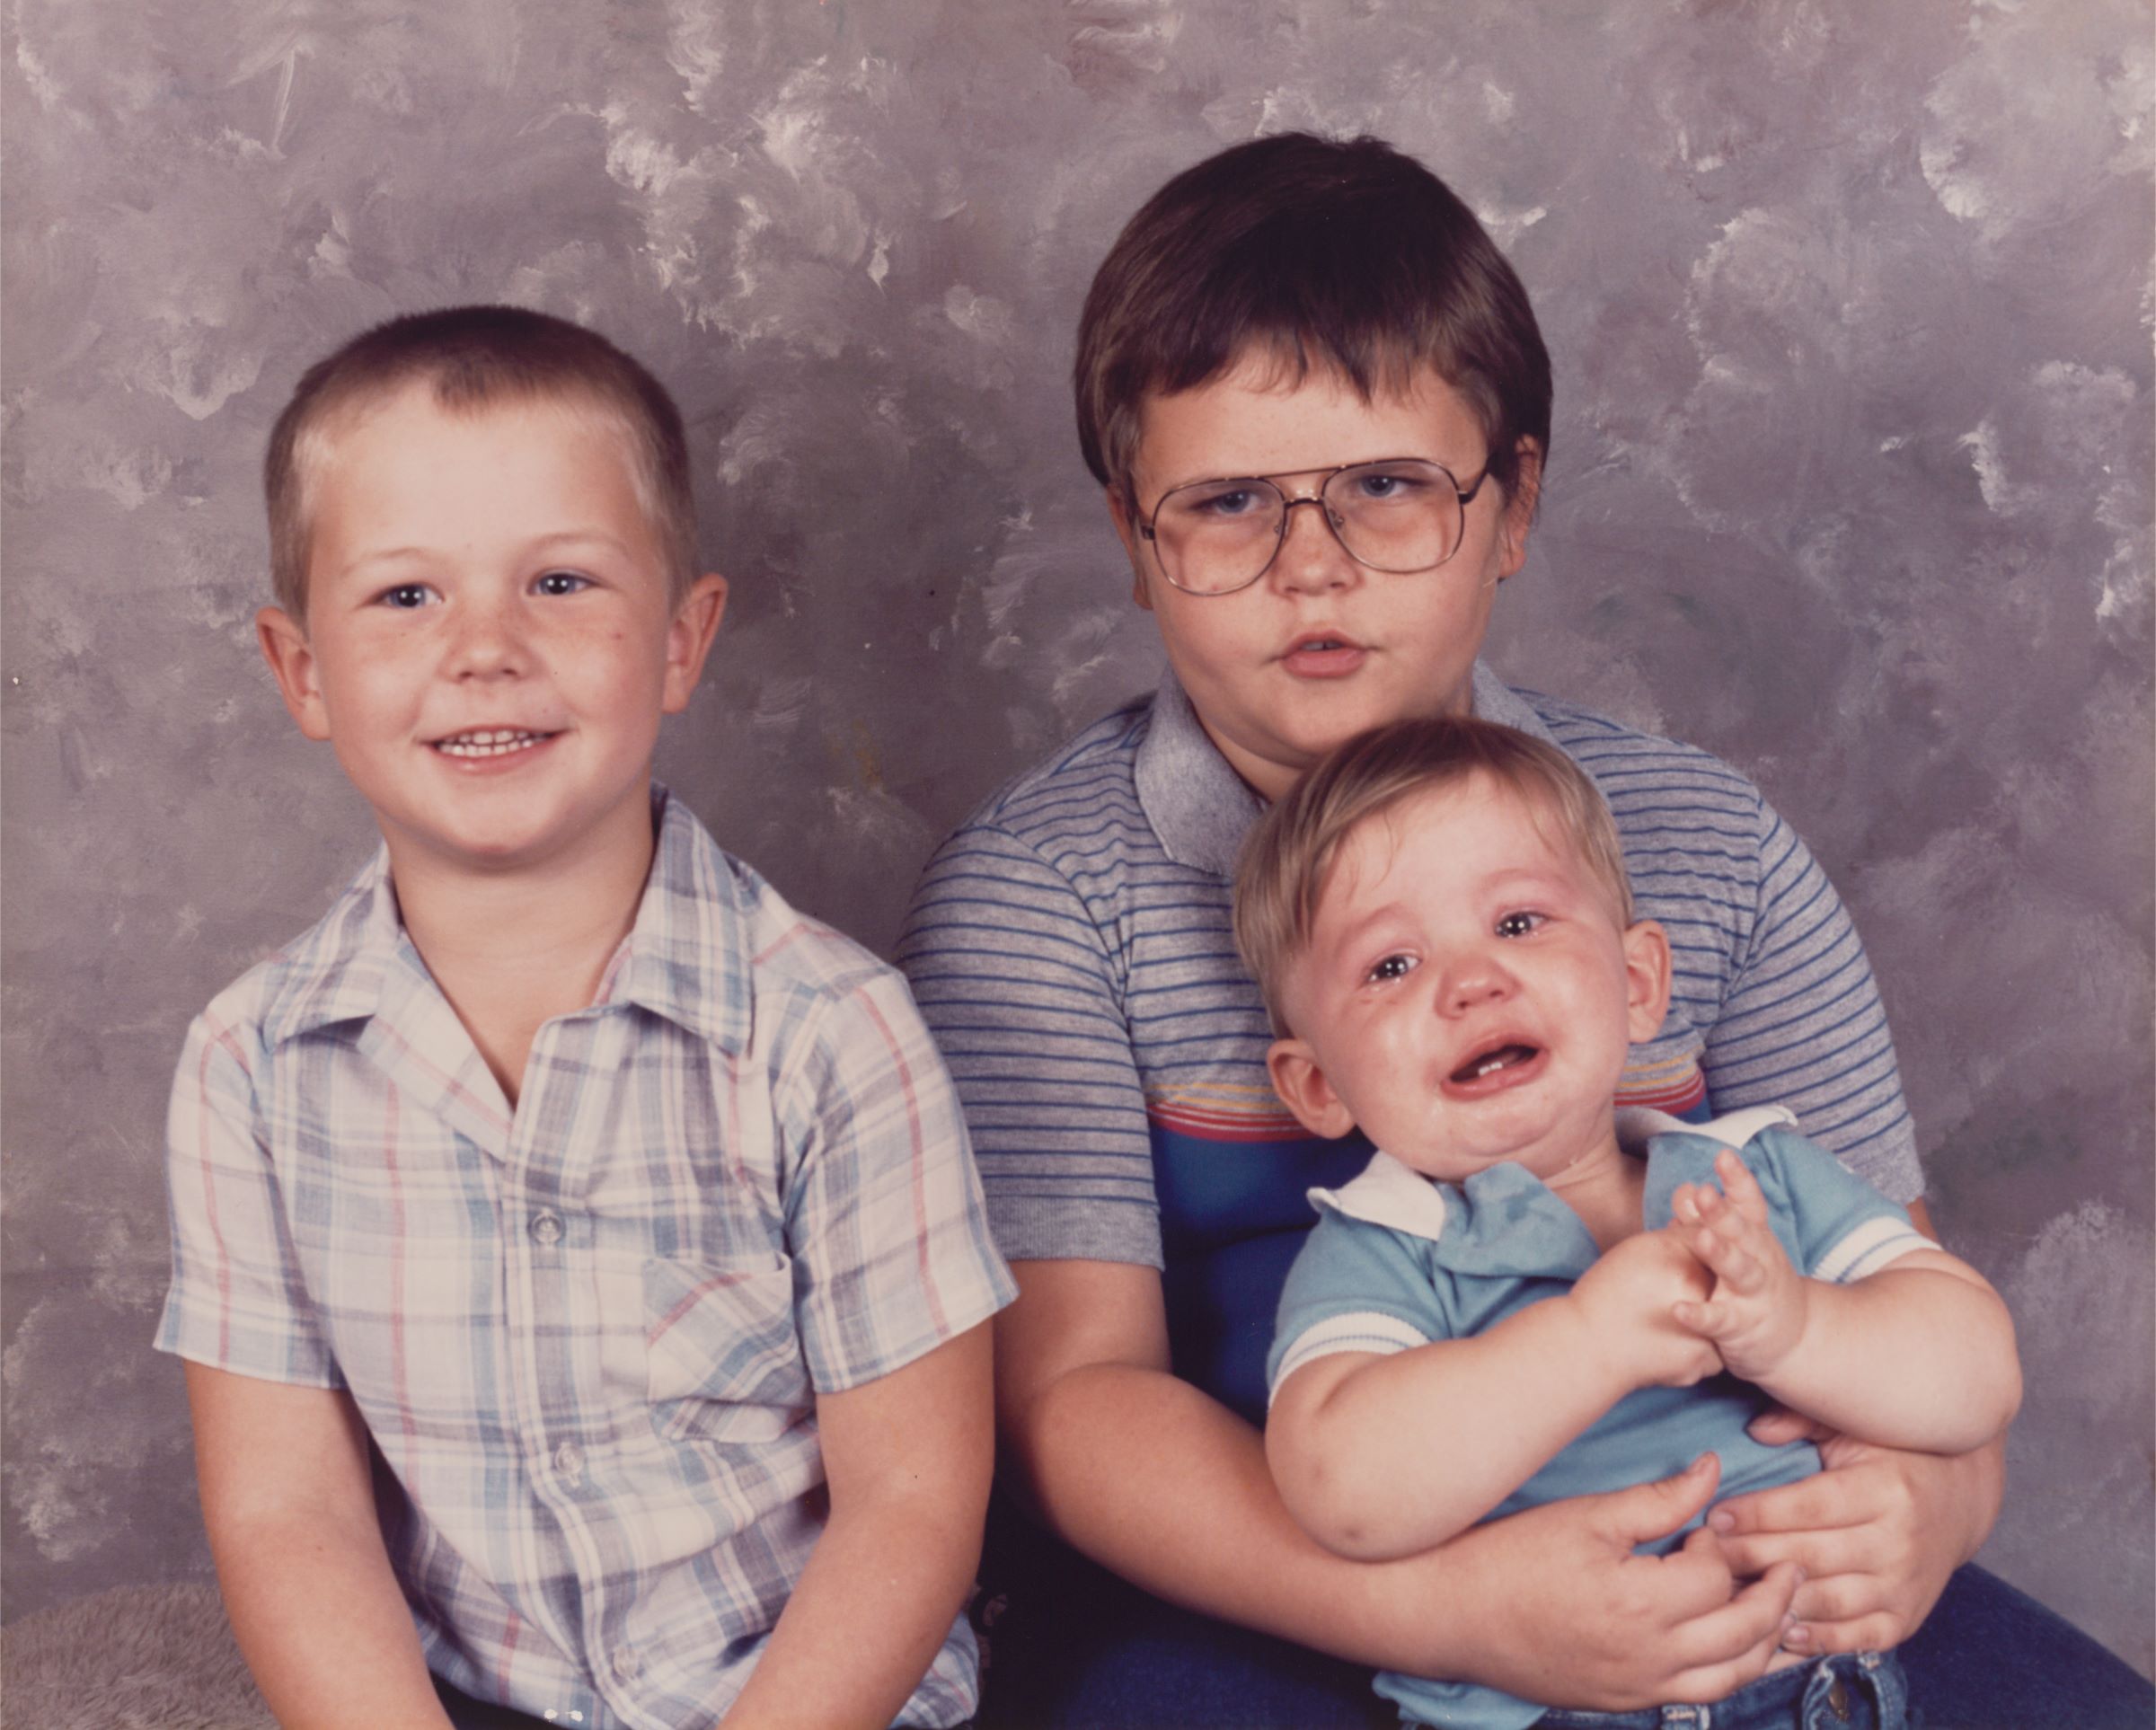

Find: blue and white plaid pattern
<box><xmin>157</xmin><ymin>790</ymin><xmax>1014</xmax><ymax>1730</ymax></box>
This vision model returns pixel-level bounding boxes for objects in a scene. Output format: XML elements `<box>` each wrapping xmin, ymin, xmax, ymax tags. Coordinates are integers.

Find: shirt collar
<box><xmin>258</xmin><ymin>847</ymin><xmax>426</xmax><ymax>1050</ymax></box>
<box><xmin>1309</xmin><ymin>1106</ymin><xmax>1798</xmax><ymax>1278</ymax></box>
<box><xmin>1310</xmin><ymin>1151</ymin><xmax>1596</xmax><ymax>1277</ymax></box>
<box><xmin>261</xmin><ymin>785</ymin><xmax>752</xmax><ymax>1055</ymax></box>
<box><xmin>598</xmin><ymin>787</ymin><xmax>753</xmax><ymax>1054</ymax></box>
<box><xmin>1132</xmin><ymin>661</ymin><xmax>1560</xmax><ymax>877</ymax></box>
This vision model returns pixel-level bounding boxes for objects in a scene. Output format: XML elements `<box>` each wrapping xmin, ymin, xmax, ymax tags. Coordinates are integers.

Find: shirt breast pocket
<box><xmin>642</xmin><ymin>1257</ymin><xmax>810</xmax><ymax>1447</ymax></box>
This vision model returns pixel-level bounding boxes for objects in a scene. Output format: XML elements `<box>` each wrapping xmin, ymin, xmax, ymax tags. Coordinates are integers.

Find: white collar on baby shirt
<box><xmin>1308</xmin><ymin>1104</ymin><xmax>1799</xmax><ymax>1245</ymax></box>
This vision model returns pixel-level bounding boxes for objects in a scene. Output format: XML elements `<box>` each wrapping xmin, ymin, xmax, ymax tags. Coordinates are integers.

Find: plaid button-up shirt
<box><xmin>157</xmin><ymin>790</ymin><xmax>1015</xmax><ymax>1729</ymax></box>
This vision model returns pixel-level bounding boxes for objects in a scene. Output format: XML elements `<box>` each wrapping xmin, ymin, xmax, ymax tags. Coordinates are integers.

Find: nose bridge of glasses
<box><xmin>1268</xmin><ymin>489</ymin><xmax>1356</xmax><ymax>587</ymax></box>
<box><xmin>1280</xmin><ymin>489</ymin><xmax>1348</xmax><ymax>534</ymax></box>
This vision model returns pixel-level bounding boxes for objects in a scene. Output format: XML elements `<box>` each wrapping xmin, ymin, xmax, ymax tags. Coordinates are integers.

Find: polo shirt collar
<box><xmin>1308</xmin><ymin>1106</ymin><xmax>1797</xmax><ymax>1278</ymax></box>
<box><xmin>261</xmin><ymin>785</ymin><xmax>751</xmax><ymax>1056</ymax></box>
<box><xmin>1133</xmin><ymin>661</ymin><xmax>1561</xmax><ymax>877</ymax></box>
<box><xmin>1311</xmin><ymin>1152</ymin><xmax>1602</xmax><ymax>1278</ymax></box>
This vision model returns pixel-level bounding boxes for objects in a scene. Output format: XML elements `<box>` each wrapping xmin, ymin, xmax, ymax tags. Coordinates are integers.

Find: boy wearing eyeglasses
<box><xmin>897</xmin><ymin>133</ymin><xmax>2153</xmax><ymax>1728</ymax></box>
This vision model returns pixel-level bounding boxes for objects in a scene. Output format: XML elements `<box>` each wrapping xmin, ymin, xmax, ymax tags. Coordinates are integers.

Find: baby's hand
<box><xmin>1667</xmin><ymin>1150</ymin><xmax>1808</xmax><ymax>1381</ymax></box>
<box><xmin>1572</xmin><ymin>1225</ymin><xmax>1721</xmax><ymax>1390</ymax></box>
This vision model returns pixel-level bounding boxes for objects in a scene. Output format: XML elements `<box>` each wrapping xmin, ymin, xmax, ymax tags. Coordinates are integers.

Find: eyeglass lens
<box><xmin>1150</xmin><ymin>460</ymin><xmax>1465</xmax><ymax>595</ymax></box>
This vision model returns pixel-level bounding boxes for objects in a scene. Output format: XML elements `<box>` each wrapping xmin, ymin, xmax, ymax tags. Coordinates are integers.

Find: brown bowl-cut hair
<box><xmin>1074</xmin><ymin>132</ymin><xmax>1552</xmax><ymax>511</ymax></box>
<box><xmin>264</xmin><ymin>305</ymin><xmax>698</xmax><ymax>619</ymax></box>
<box><xmin>1233</xmin><ymin>717</ymin><xmax>1632</xmax><ymax>1034</ymax></box>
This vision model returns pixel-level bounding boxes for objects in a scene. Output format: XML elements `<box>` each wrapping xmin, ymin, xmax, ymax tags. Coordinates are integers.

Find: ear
<box><xmin>257</xmin><ymin>605</ymin><xmax>331</xmax><ymax>741</ymax></box>
<box><xmin>1267</xmin><ymin>1037</ymin><xmax>1359</xmax><ymax>1140</ymax></box>
<box><xmin>1496</xmin><ymin>438</ymin><xmax>1542</xmax><ymax>580</ymax></box>
<box><xmin>1105</xmin><ymin>486</ymin><xmax>1153</xmax><ymax>613</ymax></box>
<box><xmin>1621</xmin><ymin>916</ymin><xmax>1673</xmax><ymax>1044</ymax></box>
<box><xmin>660</xmin><ymin>572</ymin><xmax>729</xmax><ymax>714</ymax></box>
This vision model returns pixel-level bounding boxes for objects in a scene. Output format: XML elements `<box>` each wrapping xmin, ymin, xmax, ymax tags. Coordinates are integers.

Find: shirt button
<box><xmin>552</xmin><ymin>1442</ymin><xmax>584</xmax><ymax>1486</ymax></box>
<box><xmin>528</xmin><ymin>1210</ymin><xmax>563</xmax><ymax>1246</ymax></box>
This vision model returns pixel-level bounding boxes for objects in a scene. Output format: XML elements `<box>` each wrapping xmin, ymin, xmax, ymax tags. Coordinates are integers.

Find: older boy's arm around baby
<box><xmin>159</xmin><ymin>308</ymin><xmax>1010</xmax><ymax>1730</ymax></box>
<box><xmin>1243</xmin><ymin>717</ymin><xmax>2019</xmax><ymax>1724</ymax></box>
<box><xmin>1267</xmin><ymin>1150</ymin><xmax>2019</xmax><ymax>1563</ymax></box>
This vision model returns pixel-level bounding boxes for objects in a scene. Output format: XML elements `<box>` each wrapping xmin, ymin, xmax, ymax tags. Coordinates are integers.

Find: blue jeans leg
<box><xmin>1894</xmin><ymin>1564</ymin><xmax>2152</xmax><ymax>1729</ymax></box>
<box><xmin>1534</xmin><ymin>1651</ymin><xmax>1907</xmax><ymax>1729</ymax></box>
<box><xmin>433</xmin><ymin>1675</ymin><xmax>555</xmax><ymax>1728</ymax></box>
<box><xmin>972</xmin><ymin>1494</ymin><xmax>1392</xmax><ymax>1729</ymax></box>
<box><xmin>974</xmin><ymin>1497</ymin><xmax>2155</xmax><ymax>1730</ymax></box>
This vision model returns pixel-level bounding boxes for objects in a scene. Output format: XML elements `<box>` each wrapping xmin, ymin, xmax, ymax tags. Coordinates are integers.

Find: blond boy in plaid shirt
<box><xmin>156</xmin><ymin>307</ymin><xmax>1013</xmax><ymax>1730</ymax></box>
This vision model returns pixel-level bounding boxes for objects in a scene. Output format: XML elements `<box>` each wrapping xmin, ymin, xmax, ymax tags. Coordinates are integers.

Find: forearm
<box><xmin>187</xmin><ymin>1366</ymin><xmax>450</xmax><ymax>1729</ymax></box>
<box><xmin>720</xmin><ymin>1491</ymin><xmax>978</xmax><ymax>1730</ymax></box>
<box><xmin>1761</xmin><ymin>1263</ymin><xmax>2019</xmax><ymax>1452</ymax></box>
<box><xmin>208</xmin><ymin>1505</ymin><xmax>450</xmax><ymax>1728</ymax></box>
<box><xmin>1010</xmin><ymin>1357</ymin><xmax>1496</xmax><ymax>1673</ymax></box>
<box><xmin>1270</xmin><ymin>1299</ymin><xmax>1623</xmax><ymax>1558</ymax></box>
<box><xmin>998</xmin><ymin>1261</ymin><xmax>1798</xmax><ymax>1705</ymax></box>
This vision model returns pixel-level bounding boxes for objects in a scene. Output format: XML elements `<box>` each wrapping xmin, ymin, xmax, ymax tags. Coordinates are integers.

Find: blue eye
<box><xmin>1495</xmin><ymin>911</ymin><xmax>1546</xmax><ymax>939</ymax></box>
<box><xmin>1173</xmin><ymin>481</ymin><xmax>1273</xmax><ymax>522</ymax></box>
<box><xmin>377</xmin><ymin>583</ymin><xmax>437</xmax><ymax>610</ymax></box>
<box><xmin>534</xmin><ymin>570</ymin><xmax>591</xmax><ymax>596</ymax></box>
<box><xmin>1366</xmin><ymin>953</ymin><xmax>1417</xmax><ymax>984</ymax></box>
<box><xmin>1348</xmin><ymin>466</ymin><xmax>1430</xmax><ymax>503</ymax></box>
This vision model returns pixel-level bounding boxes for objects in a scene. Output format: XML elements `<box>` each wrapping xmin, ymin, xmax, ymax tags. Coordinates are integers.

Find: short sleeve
<box><xmin>1750</xmin><ymin>1127</ymin><xmax>1932</xmax><ymax>1284</ymax></box>
<box><xmin>1267</xmin><ymin>1212</ymin><xmax>1446</xmax><ymax>1401</ymax></box>
<box><xmin>1698</xmin><ymin>799</ymin><xmax>1924</xmax><ymax>1205</ymax></box>
<box><xmin>897</xmin><ymin>817</ymin><xmax>1162</xmax><ymax>1267</ymax></box>
<box><xmin>776</xmin><ymin>967</ymin><xmax>1017</xmax><ymax>1393</ymax></box>
<box><xmin>155</xmin><ymin>1009</ymin><xmax>343</xmax><ymax>1388</ymax></box>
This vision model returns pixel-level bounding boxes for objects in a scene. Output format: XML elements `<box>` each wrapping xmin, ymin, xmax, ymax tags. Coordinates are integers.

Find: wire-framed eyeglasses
<box><xmin>1135</xmin><ymin>457</ymin><xmax>1492</xmax><ymax>596</ymax></box>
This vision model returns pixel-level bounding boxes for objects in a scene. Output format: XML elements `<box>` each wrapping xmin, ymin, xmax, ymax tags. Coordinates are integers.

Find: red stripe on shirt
<box><xmin>857</xmin><ymin>990</ymin><xmax>949</xmax><ymax>1337</ymax></box>
<box><xmin>649</xmin><ymin>1269</ymin><xmax>758</xmax><ymax>1347</ymax></box>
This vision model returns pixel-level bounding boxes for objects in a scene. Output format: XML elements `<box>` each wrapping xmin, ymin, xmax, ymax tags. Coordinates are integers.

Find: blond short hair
<box><xmin>265</xmin><ymin>305</ymin><xmax>698</xmax><ymax>620</ymax></box>
<box><xmin>1233</xmin><ymin>717</ymin><xmax>1634</xmax><ymax>1031</ymax></box>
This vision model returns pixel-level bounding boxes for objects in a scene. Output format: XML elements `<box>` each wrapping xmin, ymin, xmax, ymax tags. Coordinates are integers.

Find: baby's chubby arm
<box><xmin>1268</xmin><ymin>1227</ymin><xmax>1721</xmax><ymax>1561</ymax></box>
<box><xmin>718</xmin><ymin>1321</ymin><xmax>994</xmax><ymax>1730</ymax></box>
<box><xmin>1668</xmin><ymin>1150</ymin><xmax>2020</xmax><ymax>1453</ymax></box>
<box><xmin>185</xmin><ymin>1363</ymin><xmax>455</xmax><ymax>1730</ymax></box>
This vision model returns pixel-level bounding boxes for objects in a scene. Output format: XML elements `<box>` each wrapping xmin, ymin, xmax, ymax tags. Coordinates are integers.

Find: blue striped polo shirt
<box><xmin>896</xmin><ymin>666</ymin><xmax>1920</xmax><ymax>1423</ymax></box>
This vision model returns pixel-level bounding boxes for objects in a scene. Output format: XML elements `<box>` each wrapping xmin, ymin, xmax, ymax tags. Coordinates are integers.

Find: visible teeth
<box><xmin>1457</xmin><ymin>1044</ymin><xmax>1535</xmax><ymax>1082</ymax></box>
<box><xmin>437</xmin><ymin>730</ymin><xmax>546</xmax><ymax>757</ymax></box>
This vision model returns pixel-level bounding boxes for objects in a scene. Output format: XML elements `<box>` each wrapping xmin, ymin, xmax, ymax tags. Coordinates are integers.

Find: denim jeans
<box><xmin>435</xmin><ymin>1675</ymin><xmax>556</xmax><ymax>1729</ymax></box>
<box><xmin>1528</xmin><ymin>1651</ymin><xmax>1904</xmax><ymax>1729</ymax></box>
<box><xmin>971</xmin><ymin>1496</ymin><xmax>2154</xmax><ymax>1729</ymax></box>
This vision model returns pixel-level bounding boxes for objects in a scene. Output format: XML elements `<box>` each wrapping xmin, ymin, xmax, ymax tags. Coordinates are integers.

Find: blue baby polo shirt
<box><xmin>1268</xmin><ymin>1107</ymin><xmax>1930</xmax><ymax>1730</ymax></box>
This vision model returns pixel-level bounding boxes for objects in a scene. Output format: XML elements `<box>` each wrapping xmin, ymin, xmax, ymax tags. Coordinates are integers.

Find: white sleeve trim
<box><xmin>1813</xmin><ymin>1215</ymin><xmax>1932</xmax><ymax>1284</ymax></box>
<box><xmin>1268</xmin><ymin>1311</ymin><xmax>1430</xmax><ymax>1405</ymax></box>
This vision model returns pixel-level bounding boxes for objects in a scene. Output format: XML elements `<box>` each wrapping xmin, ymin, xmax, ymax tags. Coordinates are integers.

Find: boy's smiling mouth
<box><xmin>430</xmin><ymin>728</ymin><xmax>560</xmax><ymax>759</ymax></box>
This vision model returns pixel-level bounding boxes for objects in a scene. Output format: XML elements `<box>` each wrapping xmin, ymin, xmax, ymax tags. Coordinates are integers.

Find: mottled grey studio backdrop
<box><xmin>4</xmin><ymin>0</ymin><xmax>2151</xmax><ymax>1675</ymax></box>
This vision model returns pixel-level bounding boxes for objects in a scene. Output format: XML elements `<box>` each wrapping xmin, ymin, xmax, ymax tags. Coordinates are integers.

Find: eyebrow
<box><xmin>335</xmin><ymin>529</ymin><xmax>643</xmax><ymax>580</ymax></box>
<box><xmin>1327</xmin><ymin>899</ymin><xmax>1417</xmax><ymax>964</ymax></box>
<box><xmin>1325</xmin><ymin>866</ymin><xmax>1580</xmax><ymax>953</ymax></box>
